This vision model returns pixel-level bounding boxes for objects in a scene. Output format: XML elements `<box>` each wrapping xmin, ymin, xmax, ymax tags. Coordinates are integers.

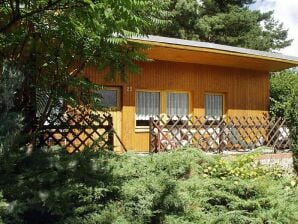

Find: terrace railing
<box><xmin>149</xmin><ymin>115</ymin><xmax>291</xmax><ymax>153</ymax></box>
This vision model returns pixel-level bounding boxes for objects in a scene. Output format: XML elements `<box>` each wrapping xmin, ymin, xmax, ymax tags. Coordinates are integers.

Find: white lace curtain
<box><xmin>167</xmin><ymin>92</ymin><xmax>188</xmax><ymax>117</ymax></box>
<box><xmin>136</xmin><ymin>91</ymin><xmax>189</xmax><ymax>120</ymax></box>
<box><xmin>205</xmin><ymin>95</ymin><xmax>223</xmax><ymax>117</ymax></box>
<box><xmin>136</xmin><ymin>91</ymin><xmax>160</xmax><ymax>120</ymax></box>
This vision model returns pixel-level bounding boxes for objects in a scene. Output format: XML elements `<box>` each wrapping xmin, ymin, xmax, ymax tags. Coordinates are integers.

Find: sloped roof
<box><xmin>130</xmin><ymin>35</ymin><xmax>298</xmax><ymax>71</ymax></box>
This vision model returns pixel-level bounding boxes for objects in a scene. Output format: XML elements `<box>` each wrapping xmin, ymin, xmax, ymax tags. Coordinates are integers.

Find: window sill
<box><xmin>135</xmin><ymin>127</ymin><xmax>150</xmax><ymax>133</ymax></box>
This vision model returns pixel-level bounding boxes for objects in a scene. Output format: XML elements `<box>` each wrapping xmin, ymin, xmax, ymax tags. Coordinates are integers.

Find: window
<box><xmin>136</xmin><ymin>91</ymin><xmax>160</xmax><ymax>127</ymax></box>
<box><xmin>167</xmin><ymin>92</ymin><xmax>188</xmax><ymax>117</ymax></box>
<box><xmin>205</xmin><ymin>94</ymin><xmax>223</xmax><ymax>119</ymax></box>
<box><xmin>136</xmin><ymin>91</ymin><xmax>189</xmax><ymax>128</ymax></box>
<box><xmin>96</xmin><ymin>87</ymin><xmax>120</xmax><ymax>109</ymax></box>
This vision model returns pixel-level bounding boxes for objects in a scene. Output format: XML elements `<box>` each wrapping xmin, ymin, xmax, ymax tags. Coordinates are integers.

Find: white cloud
<box><xmin>251</xmin><ymin>0</ymin><xmax>298</xmax><ymax>57</ymax></box>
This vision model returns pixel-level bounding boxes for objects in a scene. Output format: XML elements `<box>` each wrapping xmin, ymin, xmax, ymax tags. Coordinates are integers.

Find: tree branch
<box><xmin>69</xmin><ymin>61</ymin><xmax>87</xmax><ymax>77</ymax></box>
<box><xmin>15</xmin><ymin>0</ymin><xmax>20</xmax><ymax>16</ymax></box>
<box><xmin>0</xmin><ymin>0</ymin><xmax>63</xmax><ymax>33</ymax></box>
<box><xmin>9</xmin><ymin>0</ymin><xmax>15</xmax><ymax>17</ymax></box>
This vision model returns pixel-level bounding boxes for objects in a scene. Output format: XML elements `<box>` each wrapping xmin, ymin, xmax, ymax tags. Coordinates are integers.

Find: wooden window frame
<box><xmin>96</xmin><ymin>86</ymin><xmax>121</xmax><ymax>111</ymax></box>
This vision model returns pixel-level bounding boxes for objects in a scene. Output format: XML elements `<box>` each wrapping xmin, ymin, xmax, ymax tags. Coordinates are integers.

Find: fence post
<box><xmin>107</xmin><ymin>115</ymin><xmax>114</xmax><ymax>150</ymax></box>
<box><xmin>218</xmin><ymin>116</ymin><xmax>225</xmax><ymax>153</ymax></box>
<box><xmin>149</xmin><ymin>117</ymin><xmax>153</xmax><ymax>152</ymax></box>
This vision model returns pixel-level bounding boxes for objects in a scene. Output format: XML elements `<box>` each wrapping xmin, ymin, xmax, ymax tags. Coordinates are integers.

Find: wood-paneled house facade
<box><xmin>84</xmin><ymin>36</ymin><xmax>298</xmax><ymax>152</ymax></box>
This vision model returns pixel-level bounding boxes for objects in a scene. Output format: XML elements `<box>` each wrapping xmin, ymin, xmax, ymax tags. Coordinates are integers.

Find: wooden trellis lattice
<box><xmin>149</xmin><ymin>115</ymin><xmax>291</xmax><ymax>153</ymax></box>
<box><xmin>39</xmin><ymin>107</ymin><xmax>114</xmax><ymax>153</ymax></box>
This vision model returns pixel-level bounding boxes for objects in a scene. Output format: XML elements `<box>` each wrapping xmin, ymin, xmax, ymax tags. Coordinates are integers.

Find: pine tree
<box><xmin>154</xmin><ymin>0</ymin><xmax>292</xmax><ymax>51</ymax></box>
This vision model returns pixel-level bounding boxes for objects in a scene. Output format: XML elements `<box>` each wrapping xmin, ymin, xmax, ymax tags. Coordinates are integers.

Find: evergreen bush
<box><xmin>0</xmin><ymin>192</ymin><xmax>8</xmax><ymax>224</ymax></box>
<box><xmin>0</xmin><ymin>148</ymin><xmax>297</xmax><ymax>224</ymax></box>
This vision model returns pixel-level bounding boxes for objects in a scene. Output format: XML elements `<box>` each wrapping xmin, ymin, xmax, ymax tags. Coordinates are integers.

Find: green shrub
<box><xmin>285</xmin><ymin>86</ymin><xmax>298</xmax><ymax>172</ymax></box>
<box><xmin>270</xmin><ymin>71</ymin><xmax>298</xmax><ymax>173</ymax></box>
<box><xmin>203</xmin><ymin>152</ymin><xmax>285</xmax><ymax>179</ymax></box>
<box><xmin>0</xmin><ymin>147</ymin><xmax>118</xmax><ymax>224</ymax></box>
<box><xmin>270</xmin><ymin>71</ymin><xmax>298</xmax><ymax>117</ymax></box>
<box><xmin>0</xmin><ymin>148</ymin><xmax>297</xmax><ymax>223</ymax></box>
<box><xmin>0</xmin><ymin>192</ymin><xmax>8</xmax><ymax>224</ymax></box>
<box><xmin>164</xmin><ymin>176</ymin><xmax>298</xmax><ymax>224</ymax></box>
<box><xmin>0</xmin><ymin>65</ymin><xmax>24</xmax><ymax>152</ymax></box>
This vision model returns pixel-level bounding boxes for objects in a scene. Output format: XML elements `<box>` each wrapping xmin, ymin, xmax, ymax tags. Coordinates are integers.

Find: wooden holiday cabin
<box><xmin>83</xmin><ymin>35</ymin><xmax>298</xmax><ymax>153</ymax></box>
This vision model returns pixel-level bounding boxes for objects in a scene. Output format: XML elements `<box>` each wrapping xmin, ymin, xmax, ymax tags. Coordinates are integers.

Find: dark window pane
<box><xmin>166</xmin><ymin>120</ymin><xmax>188</xmax><ymax>125</ymax></box>
<box><xmin>136</xmin><ymin>120</ymin><xmax>150</xmax><ymax>126</ymax></box>
<box><xmin>97</xmin><ymin>89</ymin><xmax>118</xmax><ymax>108</ymax></box>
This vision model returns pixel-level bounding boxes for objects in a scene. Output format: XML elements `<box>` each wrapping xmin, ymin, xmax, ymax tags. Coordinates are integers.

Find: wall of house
<box><xmin>84</xmin><ymin>60</ymin><xmax>269</xmax><ymax>152</ymax></box>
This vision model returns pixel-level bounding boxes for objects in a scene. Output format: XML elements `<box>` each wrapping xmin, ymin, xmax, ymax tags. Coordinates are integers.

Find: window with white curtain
<box><xmin>136</xmin><ymin>91</ymin><xmax>160</xmax><ymax>126</ymax></box>
<box><xmin>167</xmin><ymin>92</ymin><xmax>188</xmax><ymax>117</ymax></box>
<box><xmin>205</xmin><ymin>94</ymin><xmax>223</xmax><ymax>119</ymax></box>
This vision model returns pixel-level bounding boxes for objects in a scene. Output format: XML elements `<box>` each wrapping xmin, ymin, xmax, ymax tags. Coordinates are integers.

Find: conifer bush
<box><xmin>0</xmin><ymin>192</ymin><xmax>8</xmax><ymax>224</ymax></box>
<box><xmin>0</xmin><ymin>148</ymin><xmax>297</xmax><ymax>223</ymax></box>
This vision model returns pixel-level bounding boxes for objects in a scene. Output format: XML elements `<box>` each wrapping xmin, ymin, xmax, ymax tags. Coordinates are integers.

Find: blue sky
<box><xmin>251</xmin><ymin>0</ymin><xmax>298</xmax><ymax>57</ymax></box>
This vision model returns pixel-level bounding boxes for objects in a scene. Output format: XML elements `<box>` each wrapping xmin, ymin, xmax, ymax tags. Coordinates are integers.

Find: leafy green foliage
<box><xmin>153</xmin><ymin>0</ymin><xmax>292</xmax><ymax>51</ymax></box>
<box><xmin>285</xmin><ymin>86</ymin><xmax>298</xmax><ymax>172</ymax></box>
<box><xmin>203</xmin><ymin>152</ymin><xmax>285</xmax><ymax>179</ymax></box>
<box><xmin>0</xmin><ymin>0</ymin><xmax>170</xmax><ymax>147</ymax></box>
<box><xmin>270</xmin><ymin>71</ymin><xmax>298</xmax><ymax>172</ymax></box>
<box><xmin>270</xmin><ymin>71</ymin><xmax>298</xmax><ymax>117</ymax></box>
<box><xmin>0</xmin><ymin>148</ymin><xmax>297</xmax><ymax>223</ymax></box>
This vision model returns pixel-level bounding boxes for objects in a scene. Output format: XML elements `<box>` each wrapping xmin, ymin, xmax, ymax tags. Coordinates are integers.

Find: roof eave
<box><xmin>129</xmin><ymin>36</ymin><xmax>298</xmax><ymax>72</ymax></box>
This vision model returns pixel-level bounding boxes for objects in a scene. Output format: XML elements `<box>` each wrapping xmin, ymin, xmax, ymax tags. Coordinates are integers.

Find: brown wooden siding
<box><xmin>84</xmin><ymin>60</ymin><xmax>269</xmax><ymax>152</ymax></box>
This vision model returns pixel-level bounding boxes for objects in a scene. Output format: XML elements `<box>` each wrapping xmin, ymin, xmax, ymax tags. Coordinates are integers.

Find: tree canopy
<box><xmin>153</xmin><ymin>0</ymin><xmax>292</xmax><ymax>51</ymax></box>
<box><xmin>0</xmin><ymin>0</ymin><xmax>169</xmax><ymax>147</ymax></box>
<box><xmin>1</xmin><ymin>0</ymin><xmax>169</xmax><ymax>81</ymax></box>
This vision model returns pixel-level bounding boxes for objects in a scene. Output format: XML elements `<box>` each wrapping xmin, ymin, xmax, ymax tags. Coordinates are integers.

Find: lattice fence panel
<box><xmin>39</xmin><ymin>107</ymin><xmax>113</xmax><ymax>153</ymax></box>
<box><xmin>149</xmin><ymin>115</ymin><xmax>291</xmax><ymax>153</ymax></box>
